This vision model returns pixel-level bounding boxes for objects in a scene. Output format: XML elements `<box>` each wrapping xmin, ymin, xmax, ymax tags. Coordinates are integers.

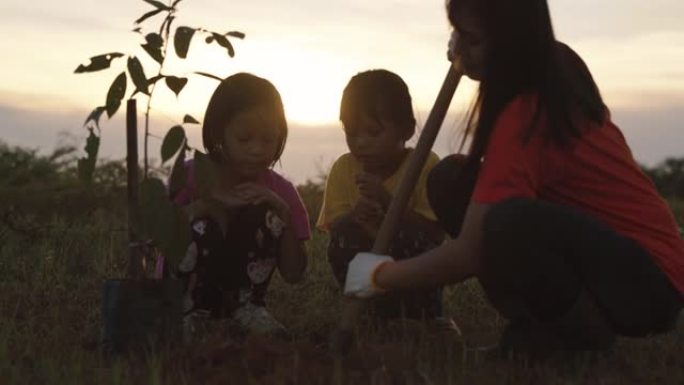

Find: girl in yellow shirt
<box><xmin>317</xmin><ymin>69</ymin><xmax>445</xmax><ymax>319</ymax></box>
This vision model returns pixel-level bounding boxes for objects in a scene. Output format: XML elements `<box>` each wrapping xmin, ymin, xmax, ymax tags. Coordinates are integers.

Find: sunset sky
<box><xmin>0</xmin><ymin>0</ymin><xmax>683</xmax><ymax>183</ymax></box>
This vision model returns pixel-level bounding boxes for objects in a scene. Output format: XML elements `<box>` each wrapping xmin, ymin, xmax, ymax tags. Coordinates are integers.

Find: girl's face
<box><xmin>344</xmin><ymin>113</ymin><xmax>406</xmax><ymax>175</ymax></box>
<box><xmin>451</xmin><ymin>7</ymin><xmax>487</xmax><ymax>80</ymax></box>
<box><xmin>222</xmin><ymin>106</ymin><xmax>282</xmax><ymax>180</ymax></box>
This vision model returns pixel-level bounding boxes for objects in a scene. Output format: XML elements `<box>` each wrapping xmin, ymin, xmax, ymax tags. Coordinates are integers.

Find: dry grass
<box><xmin>0</xmin><ymin>191</ymin><xmax>682</xmax><ymax>384</ymax></box>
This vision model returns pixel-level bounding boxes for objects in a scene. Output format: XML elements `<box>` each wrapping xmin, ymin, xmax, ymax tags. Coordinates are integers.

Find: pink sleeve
<box><xmin>269</xmin><ymin>173</ymin><xmax>311</xmax><ymax>241</ymax></box>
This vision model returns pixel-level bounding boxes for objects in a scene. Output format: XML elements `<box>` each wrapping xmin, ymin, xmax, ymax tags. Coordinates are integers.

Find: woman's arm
<box><xmin>374</xmin><ymin>202</ymin><xmax>490</xmax><ymax>290</ymax></box>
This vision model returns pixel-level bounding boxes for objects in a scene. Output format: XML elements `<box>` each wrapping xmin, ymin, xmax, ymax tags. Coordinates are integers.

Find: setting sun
<box><xmin>233</xmin><ymin>42</ymin><xmax>353</xmax><ymax>126</ymax></box>
<box><xmin>270</xmin><ymin>63</ymin><xmax>344</xmax><ymax>125</ymax></box>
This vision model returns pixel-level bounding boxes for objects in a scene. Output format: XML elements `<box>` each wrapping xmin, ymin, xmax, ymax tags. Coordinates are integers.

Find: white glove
<box><xmin>447</xmin><ymin>29</ymin><xmax>460</xmax><ymax>62</ymax></box>
<box><xmin>343</xmin><ymin>252</ymin><xmax>394</xmax><ymax>298</ymax></box>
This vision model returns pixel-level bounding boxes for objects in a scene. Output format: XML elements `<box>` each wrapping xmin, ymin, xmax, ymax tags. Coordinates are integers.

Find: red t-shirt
<box><xmin>472</xmin><ymin>94</ymin><xmax>684</xmax><ymax>294</ymax></box>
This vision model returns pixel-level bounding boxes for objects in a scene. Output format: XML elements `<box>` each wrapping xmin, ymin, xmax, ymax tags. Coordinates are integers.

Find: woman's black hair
<box><xmin>202</xmin><ymin>72</ymin><xmax>287</xmax><ymax>166</ymax></box>
<box><xmin>340</xmin><ymin>69</ymin><xmax>417</xmax><ymax>141</ymax></box>
<box><xmin>447</xmin><ymin>0</ymin><xmax>606</xmax><ymax>159</ymax></box>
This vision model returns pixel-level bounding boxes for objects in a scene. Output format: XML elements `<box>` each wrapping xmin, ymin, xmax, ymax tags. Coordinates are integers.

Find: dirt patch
<box><xmin>172</xmin><ymin>322</ymin><xmax>469</xmax><ymax>385</ymax></box>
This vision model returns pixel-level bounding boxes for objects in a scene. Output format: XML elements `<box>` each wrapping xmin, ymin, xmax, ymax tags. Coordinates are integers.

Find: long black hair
<box><xmin>202</xmin><ymin>73</ymin><xmax>288</xmax><ymax>166</ymax></box>
<box><xmin>447</xmin><ymin>0</ymin><xmax>606</xmax><ymax>160</ymax></box>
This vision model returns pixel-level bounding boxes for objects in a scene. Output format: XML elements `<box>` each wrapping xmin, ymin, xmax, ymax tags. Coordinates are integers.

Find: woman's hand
<box><xmin>344</xmin><ymin>252</ymin><xmax>394</xmax><ymax>298</ymax></box>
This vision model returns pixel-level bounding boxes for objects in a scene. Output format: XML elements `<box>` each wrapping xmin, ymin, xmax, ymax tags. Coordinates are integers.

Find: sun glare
<box><xmin>147</xmin><ymin>42</ymin><xmax>350</xmax><ymax>128</ymax></box>
<box><xmin>264</xmin><ymin>63</ymin><xmax>346</xmax><ymax>126</ymax></box>
<box><xmin>228</xmin><ymin>42</ymin><xmax>352</xmax><ymax>126</ymax></box>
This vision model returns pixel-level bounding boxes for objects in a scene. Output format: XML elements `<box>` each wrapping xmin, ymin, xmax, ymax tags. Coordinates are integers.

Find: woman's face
<box><xmin>451</xmin><ymin>7</ymin><xmax>487</xmax><ymax>80</ymax></box>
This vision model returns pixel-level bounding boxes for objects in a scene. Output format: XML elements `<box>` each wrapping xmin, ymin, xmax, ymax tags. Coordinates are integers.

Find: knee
<box><xmin>426</xmin><ymin>154</ymin><xmax>470</xmax><ymax>208</ymax></box>
<box><xmin>328</xmin><ymin>215</ymin><xmax>370</xmax><ymax>248</ymax></box>
<box><xmin>427</xmin><ymin>155</ymin><xmax>469</xmax><ymax>189</ymax></box>
<box><xmin>427</xmin><ymin>154</ymin><xmax>478</xmax><ymax>237</ymax></box>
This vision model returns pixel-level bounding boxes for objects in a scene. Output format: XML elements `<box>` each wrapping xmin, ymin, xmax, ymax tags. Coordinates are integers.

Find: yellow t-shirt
<box><xmin>316</xmin><ymin>149</ymin><xmax>440</xmax><ymax>231</ymax></box>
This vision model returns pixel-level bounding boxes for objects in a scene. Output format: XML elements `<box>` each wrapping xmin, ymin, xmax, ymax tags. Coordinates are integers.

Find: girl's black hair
<box><xmin>340</xmin><ymin>69</ymin><xmax>417</xmax><ymax>141</ymax></box>
<box><xmin>447</xmin><ymin>0</ymin><xmax>606</xmax><ymax>159</ymax></box>
<box><xmin>202</xmin><ymin>72</ymin><xmax>287</xmax><ymax>166</ymax></box>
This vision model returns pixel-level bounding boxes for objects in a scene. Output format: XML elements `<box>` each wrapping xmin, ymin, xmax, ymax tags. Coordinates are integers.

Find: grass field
<box><xmin>0</xmin><ymin>187</ymin><xmax>682</xmax><ymax>384</ymax></box>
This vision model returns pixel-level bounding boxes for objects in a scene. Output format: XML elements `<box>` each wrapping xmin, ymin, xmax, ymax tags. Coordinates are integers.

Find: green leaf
<box><xmin>165</xmin><ymin>76</ymin><xmax>187</xmax><ymax>97</ymax></box>
<box><xmin>161</xmin><ymin>125</ymin><xmax>185</xmax><ymax>164</ymax></box>
<box><xmin>193</xmin><ymin>151</ymin><xmax>219</xmax><ymax>196</ymax></box>
<box><xmin>83</xmin><ymin>106</ymin><xmax>106</xmax><ymax>128</ymax></box>
<box><xmin>143</xmin><ymin>0</ymin><xmax>172</xmax><ymax>10</ymax></box>
<box><xmin>142</xmin><ymin>43</ymin><xmax>164</xmax><ymax>64</ymax></box>
<box><xmin>142</xmin><ymin>33</ymin><xmax>164</xmax><ymax>64</ymax></box>
<box><xmin>74</xmin><ymin>53</ymin><xmax>124</xmax><ymax>73</ymax></box>
<box><xmin>194</xmin><ymin>71</ymin><xmax>222</xmax><ymax>81</ymax></box>
<box><xmin>174</xmin><ymin>26</ymin><xmax>195</xmax><ymax>59</ymax></box>
<box><xmin>168</xmin><ymin>144</ymin><xmax>187</xmax><ymax>198</ymax></box>
<box><xmin>139</xmin><ymin>177</ymin><xmax>190</xmax><ymax>268</ymax></box>
<box><xmin>134</xmin><ymin>8</ymin><xmax>164</xmax><ymax>24</ymax></box>
<box><xmin>77</xmin><ymin>129</ymin><xmax>100</xmax><ymax>183</ymax></box>
<box><xmin>146</xmin><ymin>32</ymin><xmax>164</xmax><ymax>47</ymax></box>
<box><xmin>212</xmin><ymin>33</ymin><xmax>234</xmax><ymax>57</ymax></box>
<box><xmin>105</xmin><ymin>72</ymin><xmax>127</xmax><ymax>118</ymax></box>
<box><xmin>84</xmin><ymin>128</ymin><xmax>100</xmax><ymax>158</ymax></box>
<box><xmin>127</xmin><ymin>56</ymin><xmax>149</xmax><ymax>95</ymax></box>
<box><xmin>140</xmin><ymin>178</ymin><xmax>167</xmax><ymax>206</ymax></box>
<box><xmin>183</xmin><ymin>114</ymin><xmax>199</xmax><ymax>124</ymax></box>
<box><xmin>225</xmin><ymin>31</ymin><xmax>245</xmax><ymax>39</ymax></box>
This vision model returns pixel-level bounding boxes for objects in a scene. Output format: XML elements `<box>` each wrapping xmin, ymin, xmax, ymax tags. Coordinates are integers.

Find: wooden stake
<box><xmin>126</xmin><ymin>98</ymin><xmax>143</xmax><ymax>279</ymax></box>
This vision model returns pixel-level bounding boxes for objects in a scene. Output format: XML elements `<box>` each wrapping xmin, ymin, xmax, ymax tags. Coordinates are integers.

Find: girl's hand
<box><xmin>232</xmin><ymin>182</ymin><xmax>291</xmax><ymax>220</ymax></box>
<box><xmin>211</xmin><ymin>189</ymin><xmax>249</xmax><ymax>209</ymax></box>
<box><xmin>344</xmin><ymin>252</ymin><xmax>394</xmax><ymax>298</ymax></box>
<box><xmin>351</xmin><ymin>195</ymin><xmax>384</xmax><ymax>237</ymax></box>
<box><xmin>355</xmin><ymin>172</ymin><xmax>392</xmax><ymax>210</ymax></box>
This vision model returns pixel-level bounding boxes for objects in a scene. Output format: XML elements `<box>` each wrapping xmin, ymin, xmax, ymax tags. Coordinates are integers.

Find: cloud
<box><xmin>611</xmin><ymin>104</ymin><xmax>684</xmax><ymax>167</ymax></box>
<box><xmin>1</xmin><ymin>97</ymin><xmax>681</xmax><ymax>184</ymax></box>
<box><xmin>0</xmin><ymin>2</ymin><xmax>122</xmax><ymax>31</ymax></box>
<box><xmin>552</xmin><ymin>0</ymin><xmax>684</xmax><ymax>40</ymax></box>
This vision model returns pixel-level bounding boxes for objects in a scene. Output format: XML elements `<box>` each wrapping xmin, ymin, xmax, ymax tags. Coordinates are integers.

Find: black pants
<box><xmin>179</xmin><ymin>203</ymin><xmax>282</xmax><ymax>318</ymax></box>
<box><xmin>428</xmin><ymin>155</ymin><xmax>683</xmax><ymax>338</ymax></box>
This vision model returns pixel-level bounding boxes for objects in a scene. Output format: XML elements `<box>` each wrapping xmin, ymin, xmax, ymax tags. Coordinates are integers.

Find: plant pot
<box><xmin>102</xmin><ymin>278</ymin><xmax>183</xmax><ymax>354</ymax></box>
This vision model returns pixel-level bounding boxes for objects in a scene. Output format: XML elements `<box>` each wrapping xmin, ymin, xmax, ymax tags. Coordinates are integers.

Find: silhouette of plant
<box><xmin>73</xmin><ymin>0</ymin><xmax>244</xmax><ymax>266</ymax></box>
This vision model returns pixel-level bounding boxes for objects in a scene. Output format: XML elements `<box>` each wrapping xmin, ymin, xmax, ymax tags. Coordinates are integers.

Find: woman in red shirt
<box><xmin>344</xmin><ymin>0</ymin><xmax>684</xmax><ymax>359</ymax></box>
